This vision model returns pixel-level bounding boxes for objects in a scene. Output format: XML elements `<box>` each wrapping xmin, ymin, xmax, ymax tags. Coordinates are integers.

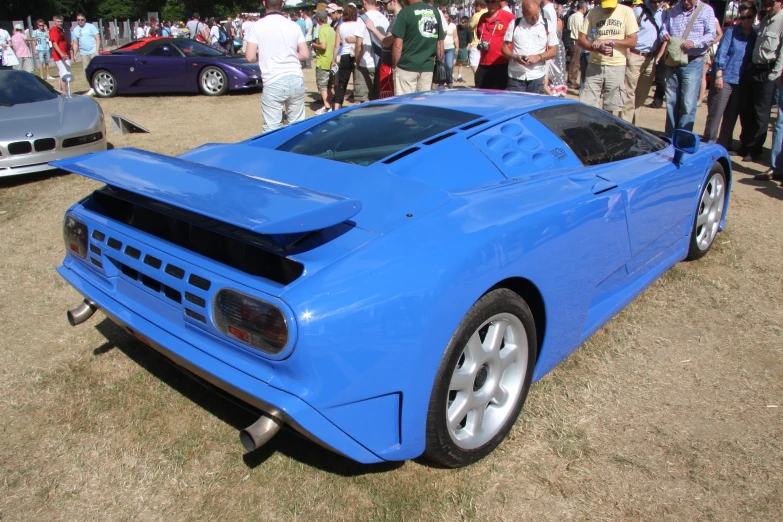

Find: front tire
<box><xmin>199</xmin><ymin>66</ymin><xmax>228</xmax><ymax>96</ymax></box>
<box><xmin>92</xmin><ymin>70</ymin><xmax>117</xmax><ymax>98</ymax></box>
<box><xmin>424</xmin><ymin>288</ymin><xmax>536</xmax><ymax>468</ymax></box>
<box><xmin>686</xmin><ymin>163</ymin><xmax>726</xmax><ymax>260</ymax></box>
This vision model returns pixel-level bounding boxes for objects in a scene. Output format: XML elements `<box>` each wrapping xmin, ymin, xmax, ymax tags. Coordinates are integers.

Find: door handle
<box><xmin>139</xmin><ymin>60</ymin><xmax>147</xmax><ymax>64</ymax></box>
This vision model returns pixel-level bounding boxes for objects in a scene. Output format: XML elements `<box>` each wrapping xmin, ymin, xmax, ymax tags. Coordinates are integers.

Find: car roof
<box><xmin>385</xmin><ymin>89</ymin><xmax>575</xmax><ymax>119</ymax></box>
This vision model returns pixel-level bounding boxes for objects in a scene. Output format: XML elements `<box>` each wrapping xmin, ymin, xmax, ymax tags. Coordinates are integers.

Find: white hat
<box><xmin>14</xmin><ymin>24</ymin><xmax>24</xmax><ymax>31</ymax></box>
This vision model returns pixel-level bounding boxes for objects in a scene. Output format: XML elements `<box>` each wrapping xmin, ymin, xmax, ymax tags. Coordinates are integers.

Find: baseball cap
<box><xmin>14</xmin><ymin>23</ymin><xmax>24</xmax><ymax>30</ymax></box>
<box><xmin>327</xmin><ymin>3</ymin><xmax>343</xmax><ymax>11</ymax></box>
<box><xmin>601</xmin><ymin>0</ymin><xmax>618</xmax><ymax>7</ymax></box>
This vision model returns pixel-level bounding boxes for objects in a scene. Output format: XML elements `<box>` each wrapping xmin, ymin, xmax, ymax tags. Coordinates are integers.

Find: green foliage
<box><xmin>97</xmin><ymin>0</ymin><xmax>142</xmax><ymax>20</ymax></box>
<box><xmin>161</xmin><ymin>0</ymin><xmax>187</xmax><ymax>22</ymax></box>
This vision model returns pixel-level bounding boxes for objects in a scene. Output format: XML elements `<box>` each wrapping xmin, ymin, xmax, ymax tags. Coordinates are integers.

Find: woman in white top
<box><xmin>332</xmin><ymin>5</ymin><xmax>358</xmax><ymax>111</ymax></box>
<box><xmin>209</xmin><ymin>18</ymin><xmax>222</xmax><ymax>49</ymax></box>
<box><xmin>442</xmin><ymin>11</ymin><xmax>459</xmax><ymax>88</ymax></box>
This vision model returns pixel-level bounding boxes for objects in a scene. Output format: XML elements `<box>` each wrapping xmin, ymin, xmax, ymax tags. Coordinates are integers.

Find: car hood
<box><xmin>0</xmin><ymin>97</ymin><xmax>102</xmax><ymax>141</ymax></box>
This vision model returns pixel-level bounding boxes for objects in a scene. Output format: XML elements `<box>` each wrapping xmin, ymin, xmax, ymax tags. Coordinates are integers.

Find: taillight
<box><xmin>213</xmin><ymin>289</ymin><xmax>288</xmax><ymax>355</ymax></box>
<box><xmin>63</xmin><ymin>214</ymin><xmax>88</xmax><ymax>258</ymax></box>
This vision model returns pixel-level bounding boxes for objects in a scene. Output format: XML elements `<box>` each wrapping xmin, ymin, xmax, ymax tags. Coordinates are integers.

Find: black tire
<box><xmin>424</xmin><ymin>288</ymin><xmax>537</xmax><ymax>468</ymax></box>
<box><xmin>199</xmin><ymin>66</ymin><xmax>228</xmax><ymax>96</ymax></box>
<box><xmin>686</xmin><ymin>163</ymin><xmax>726</xmax><ymax>261</ymax></box>
<box><xmin>91</xmin><ymin>70</ymin><xmax>117</xmax><ymax>98</ymax></box>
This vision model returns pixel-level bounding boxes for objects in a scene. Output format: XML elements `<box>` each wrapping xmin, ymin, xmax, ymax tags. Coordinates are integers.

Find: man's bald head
<box><xmin>523</xmin><ymin>0</ymin><xmax>540</xmax><ymax>24</ymax></box>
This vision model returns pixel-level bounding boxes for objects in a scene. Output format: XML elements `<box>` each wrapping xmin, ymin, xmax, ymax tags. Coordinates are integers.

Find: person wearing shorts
<box><xmin>577</xmin><ymin>0</ymin><xmax>638</xmax><ymax>114</ymax></box>
<box><xmin>469</xmin><ymin>0</ymin><xmax>488</xmax><ymax>74</ymax></box>
<box><xmin>312</xmin><ymin>10</ymin><xmax>336</xmax><ymax>114</ymax></box>
<box><xmin>32</xmin><ymin>20</ymin><xmax>54</xmax><ymax>79</ymax></box>
<box><xmin>50</xmin><ymin>15</ymin><xmax>72</xmax><ymax>92</ymax></box>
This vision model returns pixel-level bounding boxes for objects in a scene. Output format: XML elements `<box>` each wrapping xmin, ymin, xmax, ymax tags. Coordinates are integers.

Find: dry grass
<box><xmin>1</xmin><ymin>61</ymin><xmax>782</xmax><ymax>521</ymax></box>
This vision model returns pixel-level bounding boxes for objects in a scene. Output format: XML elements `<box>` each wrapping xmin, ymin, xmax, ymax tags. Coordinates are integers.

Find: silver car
<box><xmin>0</xmin><ymin>68</ymin><xmax>106</xmax><ymax>177</ymax></box>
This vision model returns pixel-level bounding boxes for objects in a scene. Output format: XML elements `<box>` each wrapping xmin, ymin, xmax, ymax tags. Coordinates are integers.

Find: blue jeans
<box><xmin>771</xmin><ymin>82</ymin><xmax>783</xmax><ymax>173</ymax></box>
<box><xmin>664</xmin><ymin>56</ymin><xmax>703</xmax><ymax>135</ymax></box>
<box><xmin>261</xmin><ymin>74</ymin><xmax>306</xmax><ymax>132</ymax></box>
<box><xmin>444</xmin><ymin>48</ymin><xmax>455</xmax><ymax>85</ymax></box>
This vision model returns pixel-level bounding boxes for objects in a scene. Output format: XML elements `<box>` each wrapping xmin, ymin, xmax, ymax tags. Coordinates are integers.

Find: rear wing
<box><xmin>52</xmin><ymin>148</ymin><xmax>362</xmax><ymax>235</ymax></box>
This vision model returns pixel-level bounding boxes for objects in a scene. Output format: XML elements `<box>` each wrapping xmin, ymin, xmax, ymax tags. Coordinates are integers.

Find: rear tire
<box><xmin>686</xmin><ymin>163</ymin><xmax>726</xmax><ymax>260</ymax></box>
<box><xmin>199</xmin><ymin>66</ymin><xmax>228</xmax><ymax>96</ymax></box>
<box><xmin>92</xmin><ymin>70</ymin><xmax>117</xmax><ymax>98</ymax></box>
<box><xmin>424</xmin><ymin>288</ymin><xmax>536</xmax><ymax>468</ymax></box>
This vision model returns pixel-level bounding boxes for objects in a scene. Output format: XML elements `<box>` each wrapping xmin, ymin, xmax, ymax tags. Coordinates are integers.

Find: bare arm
<box><xmin>392</xmin><ymin>36</ymin><xmax>402</xmax><ymax>69</ymax></box>
<box><xmin>611</xmin><ymin>32</ymin><xmax>637</xmax><ymax>50</ymax></box>
<box><xmin>245</xmin><ymin>42</ymin><xmax>258</xmax><ymax>62</ymax></box>
<box><xmin>437</xmin><ymin>39</ymin><xmax>444</xmax><ymax>61</ymax></box>
<box><xmin>333</xmin><ymin>30</ymin><xmax>341</xmax><ymax>64</ymax></box>
<box><xmin>94</xmin><ymin>33</ymin><xmax>100</xmax><ymax>52</ymax></box>
<box><xmin>297</xmin><ymin>41</ymin><xmax>309</xmax><ymax>61</ymax></box>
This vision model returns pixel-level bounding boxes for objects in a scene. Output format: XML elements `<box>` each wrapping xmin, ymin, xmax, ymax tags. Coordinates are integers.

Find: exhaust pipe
<box><xmin>240</xmin><ymin>413</ymin><xmax>283</xmax><ymax>452</ymax></box>
<box><xmin>67</xmin><ymin>299</ymin><xmax>98</xmax><ymax>326</ymax></box>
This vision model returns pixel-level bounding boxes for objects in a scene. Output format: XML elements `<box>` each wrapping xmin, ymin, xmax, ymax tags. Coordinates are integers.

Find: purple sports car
<box><xmin>85</xmin><ymin>37</ymin><xmax>262</xmax><ymax>97</ymax></box>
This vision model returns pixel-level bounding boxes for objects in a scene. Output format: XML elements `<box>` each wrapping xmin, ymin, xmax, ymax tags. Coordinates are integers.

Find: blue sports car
<box><xmin>54</xmin><ymin>91</ymin><xmax>730</xmax><ymax>467</ymax></box>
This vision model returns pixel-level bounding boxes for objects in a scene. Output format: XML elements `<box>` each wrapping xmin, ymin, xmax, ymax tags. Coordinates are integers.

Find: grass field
<box><xmin>0</xmin><ymin>62</ymin><xmax>781</xmax><ymax>521</ymax></box>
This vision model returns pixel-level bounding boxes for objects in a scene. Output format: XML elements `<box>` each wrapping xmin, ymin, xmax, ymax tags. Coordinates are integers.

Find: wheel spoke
<box><xmin>696</xmin><ymin>211</ymin><xmax>709</xmax><ymax>227</ymax></box>
<box><xmin>448</xmin><ymin>394</ymin><xmax>471</xmax><ymax>429</ymax></box>
<box><xmin>466</xmin><ymin>334</ymin><xmax>484</xmax><ymax>363</ymax></box>
<box><xmin>498</xmin><ymin>343</ymin><xmax>519</xmax><ymax>370</ymax></box>
<box><xmin>469</xmin><ymin>402</ymin><xmax>487</xmax><ymax>435</ymax></box>
<box><xmin>484</xmin><ymin>320</ymin><xmax>507</xmax><ymax>354</ymax></box>
<box><xmin>491</xmin><ymin>385</ymin><xmax>509</xmax><ymax>406</ymax></box>
<box><xmin>450</xmin><ymin>369</ymin><xmax>473</xmax><ymax>392</ymax></box>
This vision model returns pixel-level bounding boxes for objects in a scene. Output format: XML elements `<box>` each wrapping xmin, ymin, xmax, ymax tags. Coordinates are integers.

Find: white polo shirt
<box><xmin>504</xmin><ymin>16</ymin><xmax>558</xmax><ymax>81</ymax></box>
<box><xmin>245</xmin><ymin>13</ymin><xmax>305</xmax><ymax>85</ymax></box>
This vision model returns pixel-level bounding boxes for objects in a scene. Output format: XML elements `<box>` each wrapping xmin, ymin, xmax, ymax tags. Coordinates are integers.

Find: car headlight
<box><xmin>213</xmin><ymin>289</ymin><xmax>288</xmax><ymax>355</ymax></box>
<box><xmin>63</xmin><ymin>214</ymin><xmax>88</xmax><ymax>259</ymax></box>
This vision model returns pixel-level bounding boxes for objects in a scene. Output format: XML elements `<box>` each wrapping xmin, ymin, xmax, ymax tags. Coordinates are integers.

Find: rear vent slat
<box><xmin>165</xmin><ymin>264</ymin><xmax>185</xmax><ymax>279</ymax></box>
<box><xmin>120</xmin><ymin>264</ymin><xmax>138</xmax><ymax>280</ymax></box>
<box><xmin>185</xmin><ymin>309</ymin><xmax>207</xmax><ymax>323</ymax></box>
<box><xmin>89</xmin><ymin>245</ymin><xmax>101</xmax><ymax>256</ymax></box>
<box><xmin>382</xmin><ymin>147</ymin><xmax>420</xmax><ymax>164</ymax></box>
<box><xmin>125</xmin><ymin>246</ymin><xmax>141</xmax><ymax>259</ymax></box>
<box><xmin>423</xmin><ymin>132</ymin><xmax>456</xmax><ymax>146</ymax></box>
<box><xmin>185</xmin><ymin>292</ymin><xmax>206</xmax><ymax>307</ymax></box>
<box><xmin>188</xmin><ymin>274</ymin><xmax>211</xmax><ymax>291</ymax></box>
<box><xmin>90</xmin><ymin>258</ymin><xmax>103</xmax><ymax>269</ymax></box>
<box><xmin>143</xmin><ymin>255</ymin><xmax>162</xmax><ymax>269</ymax></box>
<box><xmin>141</xmin><ymin>275</ymin><xmax>161</xmax><ymax>292</ymax></box>
<box><xmin>163</xmin><ymin>286</ymin><xmax>182</xmax><ymax>303</ymax></box>
<box><xmin>107</xmin><ymin>238</ymin><xmax>122</xmax><ymax>250</ymax></box>
<box><xmin>460</xmin><ymin>119</ymin><xmax>488</xmax><ymax>131</ymax></box>
<box><xmin>92</xmin><ymin>230</ymin><xmax>105</xmax><ymax>242</ymax></box>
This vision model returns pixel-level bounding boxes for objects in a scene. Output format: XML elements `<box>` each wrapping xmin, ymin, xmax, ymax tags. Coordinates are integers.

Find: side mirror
<box><xmin>61</xmin><ymin>73</ymin><xmax>74</xmax><ymax>97</ymax></box>
<box><xmin>672</xmin><ymin>129</ymin><xmax>699</xmax><ymax>165</ymax></box>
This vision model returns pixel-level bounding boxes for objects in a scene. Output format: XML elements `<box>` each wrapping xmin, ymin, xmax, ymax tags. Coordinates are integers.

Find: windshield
<box><xmin>172</xmin><ymin>40</ymin><xmax>227</xmax><ymax>57</ymax></box>
<box><xmin>0</xmin><ymin>70</ymin><xmax>59</xmax><ymax>106</ymax></box>
<box><xmin>277</xmin><ymin>104</ymin><xmax>477</xmax><ymax>166</ymax></box>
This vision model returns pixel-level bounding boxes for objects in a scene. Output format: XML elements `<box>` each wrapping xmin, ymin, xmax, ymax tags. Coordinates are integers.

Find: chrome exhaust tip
<box><xmin>240</xmin><ymin>413</ymin><xmax>283</xmax><ymax>452</ymax></box>
<box><xmin>67</xmin><ymin>299</ymin><xmax>98</xmax><ymax>326</ymax></box>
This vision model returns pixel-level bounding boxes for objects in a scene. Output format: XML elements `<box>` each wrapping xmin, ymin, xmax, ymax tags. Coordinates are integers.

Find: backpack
<box><xmin>218</xmin><ymin>26</ymin><xmax>229</xmax><ymax>43</ymax></box>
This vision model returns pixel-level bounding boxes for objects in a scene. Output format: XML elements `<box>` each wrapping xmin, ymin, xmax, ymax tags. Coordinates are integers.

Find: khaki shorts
<box><xmin>353</xmin><ymin>65</ymin><xmax>376</xmax><ymax>101</ymax></box>
<box><xmin>580</xmin><ymin>62</ymin><xmax>626</xmax><ymax>113</ymax></box>
<box><xmin>394</xmin><ymin>68</ymin><xmax>433</xmax><ymax>95</ymax></box>
<box><xmin>315</xmin><ymin>67</ymin><xmax>331</xmax><ymax>91</ymax></box>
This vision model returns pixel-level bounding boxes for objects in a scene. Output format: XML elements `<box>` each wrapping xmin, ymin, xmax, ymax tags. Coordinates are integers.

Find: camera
<box><xmin>477</xmin><ymin>41</ymin><xmax>490</xmax><ymax>51</ymax></box>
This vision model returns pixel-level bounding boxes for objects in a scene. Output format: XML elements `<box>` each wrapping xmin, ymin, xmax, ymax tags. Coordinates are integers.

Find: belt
<box><xmin>630</xmin><ymin>48</ymin><xmax>650</xmax><ymax>57</ymax></box>
<box><xmin>687</xmin><ymin>54</ymin><xmax>705</xmax><ymax>63</ymax></box>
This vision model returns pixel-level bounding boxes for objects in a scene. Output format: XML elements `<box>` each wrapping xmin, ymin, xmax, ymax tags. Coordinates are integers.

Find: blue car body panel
<box><xmin>54</xmin><ymin>91</ymin><xmax>732</xmax><ymax>463</ymax></box>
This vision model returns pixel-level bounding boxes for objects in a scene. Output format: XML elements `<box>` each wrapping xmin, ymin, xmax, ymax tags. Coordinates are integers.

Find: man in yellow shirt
<box><xmin>578</xmin><ymin>0</ymin><xmax>639</xmax><ymax>114</ymax></box>
<box><xmin>469</xmin><ymin>0</ymin><xmax>488</xmax><ymax>74</ymax></box>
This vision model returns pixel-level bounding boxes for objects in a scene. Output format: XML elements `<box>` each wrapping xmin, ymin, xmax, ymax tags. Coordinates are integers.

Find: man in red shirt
<box><xmin>474</xmin><ymin>0</ymin><xmax>515</xmax><ymax>89</ymax></box>
<box><xmin>50</xmin><ymin>15</ymin><xmax>71</xmax><ymax>92</ymax></box>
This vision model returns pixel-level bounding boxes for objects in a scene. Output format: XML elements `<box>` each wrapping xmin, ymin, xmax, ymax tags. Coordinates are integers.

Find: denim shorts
<box><xmin>37</xmin><ymin>49</ymin><xmax>52</xmax><ymax>64</ymax></box>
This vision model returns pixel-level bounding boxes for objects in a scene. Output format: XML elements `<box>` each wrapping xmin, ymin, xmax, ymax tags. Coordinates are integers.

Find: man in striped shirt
<box><xmin>661</xmin><ymin>0</ymin><xmax>716</xmax><ymax>134</ymax></box>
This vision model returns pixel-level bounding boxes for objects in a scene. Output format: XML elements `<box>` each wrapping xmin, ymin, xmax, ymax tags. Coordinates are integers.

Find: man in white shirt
<box><xmin>241</xmin><ymin>15</ymin><xmax>253</xmax><ymax>52</ymax></box>
<box><xmin>566</xmin><ymin>1</ymin><xmax>587</xmax><ymax>88</ymax></box>
<box><xmin>246</xmin><ymin>0</ymin><xmax>310</xmax><ymax>132</ymax></box>
<box><xmin>503</xmin><ymin>0</ymin><xmax>559</xmax><ymax>92</ymax></box>
<box><xmin>303</xmin><ymin>10</ymin><xmax>314</xmax><ymax>68</ymax></box>
<box><xmin>135</xmin><ymin>23</ymin><xmax>145</xmax><ymax>39</ymax></box>
<box><xmin>354</xmin><ymin>0</ymin><xmax>390</xmax><ymax>101</ymax></box>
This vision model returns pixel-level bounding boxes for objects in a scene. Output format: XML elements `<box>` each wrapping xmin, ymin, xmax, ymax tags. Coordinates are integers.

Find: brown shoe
<box><xmin>753</xmin><ymin>169</ymin><xmax>783</xmax><ymax>181</ymax></box>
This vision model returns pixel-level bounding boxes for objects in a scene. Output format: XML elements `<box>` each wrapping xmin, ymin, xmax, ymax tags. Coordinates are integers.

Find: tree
<box><xmin>97</xmin><ymin>0</ymin><xmax>143</xmax><ymax>19</ymax></box>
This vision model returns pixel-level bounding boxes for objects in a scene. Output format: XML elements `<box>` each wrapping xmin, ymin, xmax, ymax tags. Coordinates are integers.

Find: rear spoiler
<box><xmin>51</xmin><ymin>148</ymin><xmax>362</xmax><ymax>235</ymax></box>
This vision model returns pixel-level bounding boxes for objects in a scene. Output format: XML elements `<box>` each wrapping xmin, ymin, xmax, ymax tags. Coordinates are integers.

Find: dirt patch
<box><xmin>1</xmin><ymin>62</ymin><xmax>781</xmax><ymax>521</ymax></box>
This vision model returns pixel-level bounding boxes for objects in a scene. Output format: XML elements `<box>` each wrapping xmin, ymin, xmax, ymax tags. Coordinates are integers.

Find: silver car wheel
<box><xmin>93</xmin><ymin>71</ymin><xmax>115</xmax><ymax>97</ymax></box>
<box><xmin>694</xmin><ymin>171</ymin><xmax>725</xmax><ymax>251</ymax></box>
<box><xmin>447</xmin><ymin>312</ymin><xmax>528</xmax><ymax>450</ymax></box>
<box><xmin>201</xmin><ymin>68</ymin><xmax>225</xmax><ymax>95</ymax></box>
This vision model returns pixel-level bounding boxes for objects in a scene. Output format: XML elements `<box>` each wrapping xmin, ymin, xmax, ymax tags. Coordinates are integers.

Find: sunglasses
<box><xmin>77</xmin><ymin>18</ymin><xmax>86</xmax><ymax>21</ymax></box>
<box><xmin>738</xmin><ymin>15</ymin><xmax>754</xmax><ymax>19</ymax></box>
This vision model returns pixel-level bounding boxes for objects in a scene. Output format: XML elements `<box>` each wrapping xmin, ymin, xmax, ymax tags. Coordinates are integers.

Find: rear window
<box><xmin>277</xmin><ymin>104</ymin><xmax>477</xmax><ymax>166</ymax></box>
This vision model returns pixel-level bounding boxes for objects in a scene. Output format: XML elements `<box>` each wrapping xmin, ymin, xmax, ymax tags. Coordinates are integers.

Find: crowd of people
<box><xmin>4</xmin><ymin>0</ymin><xmax>783</xmax><ymax>181</ymax></box>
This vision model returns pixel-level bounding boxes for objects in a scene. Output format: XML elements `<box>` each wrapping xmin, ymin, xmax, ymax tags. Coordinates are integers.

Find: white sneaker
<box><xmin>84</xmin><ymin>89</ymin><xmax>96</xmax><ymax>96</ymax></box>
<box><xmin>314</xmin><ymin>106</ymin><xmax>331</xmax><ymax>115</ymax></box>
<box><xmin>46</xmin><ymin>76</ymin><xmax>55</xmax><ymax>80</ymax></box>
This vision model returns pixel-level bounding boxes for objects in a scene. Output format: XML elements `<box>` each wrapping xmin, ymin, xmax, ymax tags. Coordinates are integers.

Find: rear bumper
<box><xmin>57</xmin><ymin>261</ymin><xmax>384</xmax><ymax>464</ymax></box>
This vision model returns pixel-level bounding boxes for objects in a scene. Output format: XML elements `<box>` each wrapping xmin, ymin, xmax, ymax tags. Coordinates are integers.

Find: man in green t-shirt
<box><xmin>391</xmin><ymin>0</ymin><xmax>445</xmax><ymax>94</ymax></box>
<box><xmin>312</xmin><ymin>10</ymin><xmax>336</xmax><ymax>115</ymax></box>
